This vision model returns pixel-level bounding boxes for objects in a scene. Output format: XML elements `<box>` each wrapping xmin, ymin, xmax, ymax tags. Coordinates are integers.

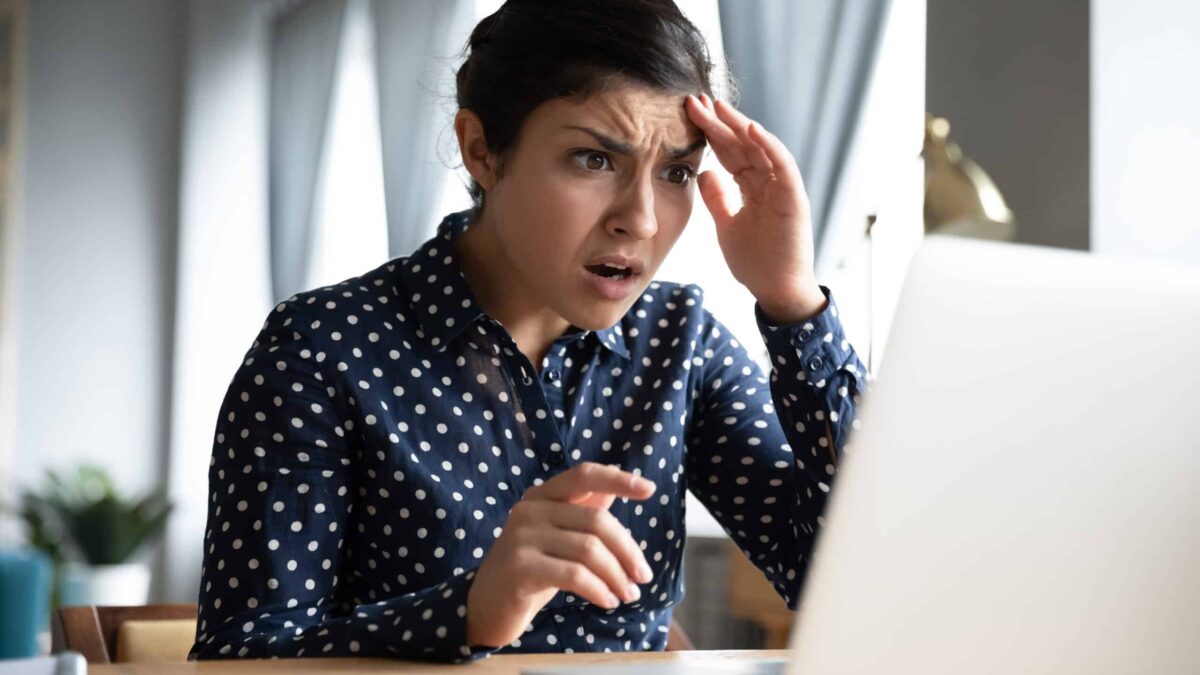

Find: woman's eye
<box><xmin>666</xmin><ymin>165</ymin><xmax>697</xmax><ymax>186</ymax></box>
<box><xmin>573</xmin><ymin>151</ymin><xmax>611</xmax><ymax>172</ymax></box>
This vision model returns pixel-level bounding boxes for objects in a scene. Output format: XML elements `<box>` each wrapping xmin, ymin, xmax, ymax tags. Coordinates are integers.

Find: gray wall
<box><xmin>927</xmin><ymin>0</ymin><xmax>1090</xmax><ymax>251</ymax></box>
<box><xmin>14</xmin><ymin>0</ymin><xmax>183</xmax><ymax>504</ymax></box>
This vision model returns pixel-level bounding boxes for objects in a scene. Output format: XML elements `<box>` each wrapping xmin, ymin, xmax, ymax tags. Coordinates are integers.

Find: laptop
<box><xmin>526</xmin><ymin>235</ymin><xmax>1200</xmax><ymax>674</ymax></box>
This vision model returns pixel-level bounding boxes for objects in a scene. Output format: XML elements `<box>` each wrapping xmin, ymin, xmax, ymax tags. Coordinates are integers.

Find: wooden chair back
<box><xmin>51</xmin><ymin>604</ymin><xmax>197</xmax><ymax>664</ymax></box>
<box><xmin>666</xmin><ymin>618</ymin><xmax>696</xmax><ymax>651</ymax></box>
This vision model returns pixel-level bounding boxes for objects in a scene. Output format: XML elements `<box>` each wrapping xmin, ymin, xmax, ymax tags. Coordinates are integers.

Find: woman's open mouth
<box><xmin>583</xmin><ymin>257</ymin><xmax>643</xmax><ymax>299</ymax></box>
<box><xmin>586</xmin><ymin>262</ymin><xmax>635</xmax><ymax>280</ymax></box>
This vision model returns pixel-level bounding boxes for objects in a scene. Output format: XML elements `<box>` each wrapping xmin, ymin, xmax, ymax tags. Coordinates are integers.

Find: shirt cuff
<box><xmin>755</xmin><ymin>285</ymin><xmax>855</xmax><ymax>386</ymax></box>
<box><xmin>441</xmin><ymin>570</ymin><xmax>502</xmax><ymax>663</ymax></box>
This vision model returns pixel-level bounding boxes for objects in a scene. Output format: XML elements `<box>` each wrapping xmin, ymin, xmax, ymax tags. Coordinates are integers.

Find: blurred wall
<box><xmin>1092</xmin><ymin>0</ymin><xmax>1200</xmax><ymax>266</ymax></box>
<box><xmin>926</xmin><ymin>0</ymin><xmax>1090</xmax><ymax>251</ymax></box>
<box><xmin>13</xmin><ymin>0</ymin><xmax>184</xmax><ymax>497</ymax></box>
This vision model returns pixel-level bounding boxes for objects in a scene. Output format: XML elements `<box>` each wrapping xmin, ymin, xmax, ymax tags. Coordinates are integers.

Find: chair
<box><xmin>666</xmin><ymin>618</ymin><xmax>696</xmax><ymax>651</ymax></box>
<box><xmin>726</xmin><ymin>542</ymin><xmax>796</xmax><ymax>649</ymax></box>
<box><xmin>53</xmin><ymin>603</ymin><xmax>694</xmax><ymax>659</ymax></box>
<box><xmin>51</xmin><ymin>604</ymin><xmax>196</xmax><ymax>664</ymax></box>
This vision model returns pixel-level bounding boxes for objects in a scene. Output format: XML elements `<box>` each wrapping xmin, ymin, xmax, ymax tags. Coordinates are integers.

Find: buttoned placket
<box><xmin>479</xmin><ymin>322</ymin><xmax>572</xmax><ymax>478</ymax></box>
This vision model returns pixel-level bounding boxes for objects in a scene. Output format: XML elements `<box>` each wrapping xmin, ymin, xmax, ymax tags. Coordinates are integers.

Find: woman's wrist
<box><xmin>465</xmin><ymin>578</ymin><xmax>502</xmax><ymax>647</ymax></box>
<box><xmin>757</xmin><ymin>281</ymin><xmax>828</xmax><ymax>325</ymax></box>
<box><xmin>465</xmin><ymin>574</ymin><xmax>529</xmax><ymax>648</ymax></box>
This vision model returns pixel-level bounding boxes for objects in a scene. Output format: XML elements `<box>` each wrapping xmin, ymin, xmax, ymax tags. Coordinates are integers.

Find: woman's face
<box><xmin>471</xmin><ymin>83</ymin><xmax>708</xmax><ymax>331</ymax></box>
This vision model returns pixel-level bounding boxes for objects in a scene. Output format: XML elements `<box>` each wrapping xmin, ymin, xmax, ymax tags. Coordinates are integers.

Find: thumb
<box><xmin>697</xmin><ymin>170</ymin><xmax>736</xmax><ymax>229</ymax></box>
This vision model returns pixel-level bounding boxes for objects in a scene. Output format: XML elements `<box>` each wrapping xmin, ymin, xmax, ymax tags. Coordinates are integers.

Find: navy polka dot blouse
<box><xmin>189</xmin><ymin>209</ymin><xmax>870</xmax><ymax>662</ymax></box>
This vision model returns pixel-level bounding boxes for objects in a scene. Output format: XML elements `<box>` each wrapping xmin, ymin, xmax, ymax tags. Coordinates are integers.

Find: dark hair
<box><xmin>453</xmin><ymin>0</ymin><xmax>730</xmax><ymax>211</ymax></box>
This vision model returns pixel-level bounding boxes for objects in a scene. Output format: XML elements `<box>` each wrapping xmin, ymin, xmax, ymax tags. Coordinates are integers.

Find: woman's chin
<box><xmin>552</xmin><ymin>270</ymin><xmax>648</xmax><ymax>331</ymax></box>
<box><xmin>562</xmin><ymin>300</ymin><xmax>635</xmax><ymax>332</ymax></box>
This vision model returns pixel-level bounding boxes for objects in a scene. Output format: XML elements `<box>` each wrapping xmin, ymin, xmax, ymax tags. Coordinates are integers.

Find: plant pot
<box><xmin>60</xmin><ymin>562</ymin><xmax>151</xmax><ymax>607</ymax></box>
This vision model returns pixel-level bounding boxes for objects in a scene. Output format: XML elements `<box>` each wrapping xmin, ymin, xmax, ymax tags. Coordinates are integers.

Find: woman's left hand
<box><xmin>685</xmin><ymin>93</ymin><xmax>827</xmax><ymax>324</ymax></box>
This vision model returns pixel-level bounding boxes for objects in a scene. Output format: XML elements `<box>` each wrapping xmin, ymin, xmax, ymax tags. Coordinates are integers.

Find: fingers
<box><xmin>508</xmin><ymin>462</ymin><xmax>656</xmax><ymax>611</ymax></box>
<box><xmin>535</xmin><ymin>529</ymin><xmax>643</xmax><ymax>604</ymax></box>
<box><xmin>527</xmin><ymin>461</ymin><xmax>656</xmax><ymax>504</ymax></box>
<box><xmin>524</xmin><ymin>550</ymin><xmax>624</xmax><ymax>610</ymax></box>
<box><xmin>548</xmin><ymin>501</ymin><xmax>654</xmax><ymax>587</ymax></box>
<box><xmin>687</xmin><ymin>94</ymin><xmax>800</xmax><ymax>196</ymax></box>
<box><xmin>711</xmin><ymin>98</ymin><xmax>774</xmax><ymax>176</ymax></box>
<box><xmin>697</xmin><ymin>170</ymin><xmax>736</xmax><ymax>228</ymax></box>
<box><xmin>746</xmin><ymin>116</ymin><xmax>803</xmax><ymax>195</ymax></box>
<box><xmin>686</xmin><ymin>94</ymin><xmax>752</xmax><ymax>175</ymax></box>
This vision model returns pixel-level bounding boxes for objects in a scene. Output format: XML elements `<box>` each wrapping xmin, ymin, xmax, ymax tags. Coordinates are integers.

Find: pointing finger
<box><xmin>526</xmin><ymin>462</ymin><xmax>657</xmax><ymax>504</ymax></box>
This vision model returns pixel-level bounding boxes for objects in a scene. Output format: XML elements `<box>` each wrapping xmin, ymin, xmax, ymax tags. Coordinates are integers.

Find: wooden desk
<box><xmin>90</xmin><ymin>650</ymin><xmax>787</xmax><ymax>674</ymax></box>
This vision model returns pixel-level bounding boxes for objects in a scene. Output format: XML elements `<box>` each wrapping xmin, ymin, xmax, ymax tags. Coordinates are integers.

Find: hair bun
<box><xmin>469</xmin><ymin>13</ymin><xmax>500</xmax><ymax>49</ymax></box>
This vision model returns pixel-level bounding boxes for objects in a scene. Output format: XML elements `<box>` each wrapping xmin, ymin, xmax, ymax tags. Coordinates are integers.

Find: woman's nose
<box><xmin>606</xmin><ymin>179</ymin><xmax>658</xmax><ymax>240</ymax></box>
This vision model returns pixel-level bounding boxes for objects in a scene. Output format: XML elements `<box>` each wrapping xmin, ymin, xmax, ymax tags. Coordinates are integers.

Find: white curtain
<box><xmin>268</xmin><ymin>0</ymin><xmax>347</xmax><ymax>303</ymax></box>
<box><xmin>163</xmin><ymin>0</ymin><xmax>274</xmax><ymax>602</ymax></box>
<box><xmin>372</xmin><ymin>0</ymin><xmax>476</xmax><ymax>257</ymax></box>
<box><xmin>718</xmin><ymin>0</ymin><xmax>891</xmax><ymax>251</ymax></box>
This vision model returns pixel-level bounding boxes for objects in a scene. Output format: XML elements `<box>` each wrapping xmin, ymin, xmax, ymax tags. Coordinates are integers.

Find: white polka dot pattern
<box><xmin>189</xmin><ymin>210</ymin><xmax>869</xmax><ymax>662</ymax></box>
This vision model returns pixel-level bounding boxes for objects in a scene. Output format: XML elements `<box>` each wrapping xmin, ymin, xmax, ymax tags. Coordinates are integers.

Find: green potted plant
<box><xmin>18</xmin><ymin>465</ymin><xmax>172</xmax><ymax>607</ymax></box>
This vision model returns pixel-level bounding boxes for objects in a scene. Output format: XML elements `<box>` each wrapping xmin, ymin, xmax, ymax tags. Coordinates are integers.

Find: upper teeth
<box><xmin>602</xmin><ymin>263</ymin><xmax>629</xmax><ymax>271</ymax></box>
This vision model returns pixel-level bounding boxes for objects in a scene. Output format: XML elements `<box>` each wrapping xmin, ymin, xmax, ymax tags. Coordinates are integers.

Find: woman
<box><xmin>190</xmin><ymin>0</ymin><xmax>868</xmax><ymax>662</ymax></box>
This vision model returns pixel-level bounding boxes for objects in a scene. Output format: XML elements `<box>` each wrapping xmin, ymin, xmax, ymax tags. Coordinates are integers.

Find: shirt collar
<box><xmin>584</xmin><ymin>319</ymin><xmax>631</xmax><ymax>361</ymax></box>
<box><xmin>400</xmin><ymin>209</ymin><xmax>631</xmax><ymax>361</ymax></box>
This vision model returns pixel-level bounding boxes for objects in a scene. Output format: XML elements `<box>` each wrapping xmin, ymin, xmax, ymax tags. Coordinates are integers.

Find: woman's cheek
<box><xmin>656</xmin><ymin>195</ymin><xmax>692</xmax><ymax>238</ymax></box>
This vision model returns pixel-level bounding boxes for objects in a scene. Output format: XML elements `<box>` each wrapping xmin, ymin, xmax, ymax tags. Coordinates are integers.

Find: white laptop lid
<box><xmin>788</xmin><ymin>236</ymin><xmax>1200</xmax><ymax>674</ymax></box>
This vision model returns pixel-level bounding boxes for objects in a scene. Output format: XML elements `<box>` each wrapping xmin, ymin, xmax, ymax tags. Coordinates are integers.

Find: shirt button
<box><xmin>549</xmin><ymin>452</ymin><xmax>565</xmax><ymax>466</ymax></box>
<box><xmin>807</xmin><ymin>355</ymin><xmax>824</xmax><ymax>371</ymax></box>
<box><xmin>547</xmin><ymin>369</ymin><xmax>560</xmax><ymax>382</ymax></box>
<box><xmin>798</xmin><ymin>329</ymin><xmax>813</xmax><ymax>342</ymax></box>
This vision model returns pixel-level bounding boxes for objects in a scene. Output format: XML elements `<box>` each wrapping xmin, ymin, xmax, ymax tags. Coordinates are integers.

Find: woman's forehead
<box><xmin>538</xmin><ymin>85</ymin><xmax>704</xmax><ymax>155</ymax></box>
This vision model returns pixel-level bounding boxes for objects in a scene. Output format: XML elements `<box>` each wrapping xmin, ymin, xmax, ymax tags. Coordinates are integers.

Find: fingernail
<box><xmin>606</xmin><ymin>593</ymin><xmax>621</xmax><ymax>609</ymax></box>
<box><xmin>638</xmin><ymin>563</ymin><xmax>653</xmax><ymax>583</ymax></box>
<box><xmin>626</xmin><ymin>583</ymin><xmax>641</xmax><ymax>602</ymax></box>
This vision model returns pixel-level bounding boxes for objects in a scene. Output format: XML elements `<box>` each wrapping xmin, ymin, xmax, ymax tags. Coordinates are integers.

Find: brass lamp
<box><xmin>922</xmin><ymin>113</ymin><xmax>1015</xmax><ymax>240</ymax></box>
<box><xmin>860</xmin><ymin>114</ymin><xmax>1014</xmax><ymax>373</ymax></box>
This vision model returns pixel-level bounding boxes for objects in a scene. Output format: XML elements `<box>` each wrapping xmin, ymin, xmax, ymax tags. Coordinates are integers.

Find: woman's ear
<box><xmin>455</xmin><ymin>109</ymin><xmax>499</xmax><ymax>192</ymax></box>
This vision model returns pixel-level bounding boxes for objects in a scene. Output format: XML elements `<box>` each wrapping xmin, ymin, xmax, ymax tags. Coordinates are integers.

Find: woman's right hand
<box><xmin>465</xmin><ymin>461</ymin><xmax>658</xmax><ymax>648</ymax></box>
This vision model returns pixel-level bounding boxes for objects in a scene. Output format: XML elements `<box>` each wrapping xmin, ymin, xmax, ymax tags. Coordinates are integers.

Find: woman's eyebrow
<box><xmin>562</xmin><ymin>125</ymin><xmax>707</xmax><ymax>159</ymax></box>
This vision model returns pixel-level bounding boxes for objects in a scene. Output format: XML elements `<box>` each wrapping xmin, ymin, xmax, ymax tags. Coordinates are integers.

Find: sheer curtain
<box><xmin>305</xmin><ymin>0</ymin><xmax>389</xmax><ymax>290</ymax></box>
<box><xmin>267</xmin><ymin>0</ymin><xmax>346</xmax><ymax>302</ymax></box>
<box><xmin>164</xmin><ymin>0</ymin><xmax>274</xmax><ymax>602</ymax></box>
<box><xmin>718</xmin><ymin>0</ymin><xmax>891</xmax><ymax>251</ymax></box>
<box><xmin>307</xmin><ymin>0</ymin><xmax>476</xmax><ymax>287</ymax></box>
<box><xmin>373</xmin><ymin>0</ymin><xmax>476</xmax><ymax>258</ymax></box>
